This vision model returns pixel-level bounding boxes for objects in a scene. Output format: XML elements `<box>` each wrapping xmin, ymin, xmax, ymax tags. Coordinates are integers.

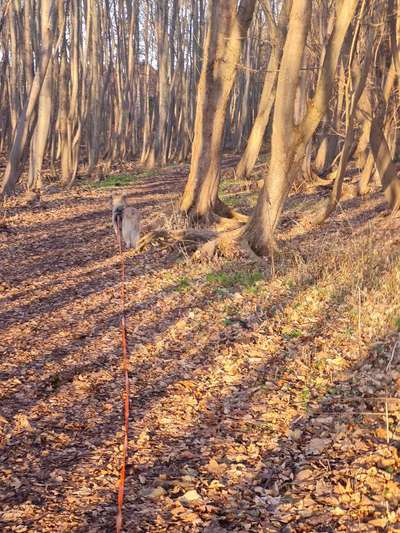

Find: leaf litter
<box><xmin>1</xmin><ymin>171</ymin><xmax>400</xmax><ymax>532</ymax></box>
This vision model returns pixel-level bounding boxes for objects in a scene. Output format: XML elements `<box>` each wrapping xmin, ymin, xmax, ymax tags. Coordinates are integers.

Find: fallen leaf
<box><xmin>306</xmin><ymin>438</ymin><xmax>331</xmax><ymax>454</ymax></box>
<box><xmin>205</xmin><ymin>458</ymin><xmax>227</xmax><ymax>476</ymax></box>
<box><xmin>179</xmin><ymin>489</ymin><xmax>202</xmax><ymax>505</ymax></box>
<box><xmin>295</xmin><ymin>469</ymin><xmax>314</xmax><ymax>482</ymax></box>
<box><xmin>146</xmin><ymin>487</ymin><xmax>166</xmax><ymax>499</ymax></box>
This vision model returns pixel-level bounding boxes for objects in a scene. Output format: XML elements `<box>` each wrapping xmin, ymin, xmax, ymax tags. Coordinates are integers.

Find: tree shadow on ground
<box><xmin>1</xmin><ymin>173</ymin><xmax>399</xmax><ymax>532</ymax></box>
<box><xmin>115</xmin><ymin>233</ymin><xmax>400</xmax><ymax>531</ymax></box>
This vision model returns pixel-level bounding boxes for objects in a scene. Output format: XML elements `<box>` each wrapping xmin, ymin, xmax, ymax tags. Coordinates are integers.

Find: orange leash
<box><xmin>115</xmin><ymin>222</ymin><xmax>130</xmax><ymax>533</ymax></box>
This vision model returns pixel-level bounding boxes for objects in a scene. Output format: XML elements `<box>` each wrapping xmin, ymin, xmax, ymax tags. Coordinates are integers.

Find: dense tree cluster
<box><xmin>1</xmin><ymin>0</ymin><xmax>400</xmax><ymax>253</ymax></box>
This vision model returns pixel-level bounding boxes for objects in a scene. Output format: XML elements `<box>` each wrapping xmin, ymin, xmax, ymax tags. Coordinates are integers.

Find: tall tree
<box><xmin>180</xmin><ymin>0</ymin><xmax>257</xmax><ymax>221</ymax></box>
<box><xmin>27</xmin><ymin>0</ymin><xmax>54</xmax><ymax>191</ymax></box>
<box><xmin>235</xmin><ymin>0</ymin><xmax>292</xmax><ymax>180</ymax></box>
<box><xmin>243</xmin><ymin>0</ymin><xmax>359</xmax><ymax>254</ymax></box>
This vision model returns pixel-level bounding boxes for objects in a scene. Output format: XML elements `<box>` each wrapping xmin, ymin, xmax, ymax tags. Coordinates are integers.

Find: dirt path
<box><xmin>1</xmin><ymin>173</ymin><xmax>400</xmax><ymax>532</ymax></box>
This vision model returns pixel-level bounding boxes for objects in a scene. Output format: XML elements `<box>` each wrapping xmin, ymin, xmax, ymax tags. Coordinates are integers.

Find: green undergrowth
<box><xmin>95</xmin><ymin>174</ymin><xmax>139</xmax><ymax>189</ymax></box>
<box><xmin>220</xmin><ymin>176</ymin><xmax>259</xmax><ymax>208</ymax></box>
<box><xmin>206</xmin><ymin>270</ymin><xmax>263</xmax><ymax>291</ymax></box>
<box><xmin>172</xmin><ymin>267</ymin><xmax>264</xmax><ymax>295</ymax></box>
<box><xmin>85</xmin><ymin>167</ymin><xmax>161</xmax><ymax>189</ymax></box>
<box><xmin>88</xmin><ymin>173</ymin><xmax>142</xmax><ymax>189</ymax></box>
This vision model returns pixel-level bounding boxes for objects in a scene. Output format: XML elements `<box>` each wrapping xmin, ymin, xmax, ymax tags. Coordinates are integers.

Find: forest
<box><xmin>1</xmin><ymin>0</ymin><xmax>400</xmax><ymax>531</ymax></box>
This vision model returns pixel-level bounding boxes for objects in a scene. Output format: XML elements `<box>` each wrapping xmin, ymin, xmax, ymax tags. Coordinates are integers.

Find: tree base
<box><xmin>136</xmin><ymin>222</ymin><xmax>270</xmax><ymax>263</ymax></box>
<box><xmin>182</xmin><ymin>197</ymin><xmax>248</xmax><ymax>227</ymax></box>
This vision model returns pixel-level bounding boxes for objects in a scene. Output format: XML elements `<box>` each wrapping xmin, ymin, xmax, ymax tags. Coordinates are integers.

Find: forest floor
<box><xmin>1</xmin><ymin>163</ymin><xmax>400</xmax><ymax>533</ymax></box>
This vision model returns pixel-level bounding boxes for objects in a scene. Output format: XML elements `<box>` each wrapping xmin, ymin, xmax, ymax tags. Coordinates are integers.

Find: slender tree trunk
<box><xmin>244</xmin><ymin>0</ymin><xmax>312</xmax><ymax>254</ymax></box>
<box><xmin>369</xmin><ymin>100</ymin><xmax>400</xmax><ymax>213</ymax></box>
<box><xmin>62</xmin><ymin>0</ymin><xmax>81</xmax><ymax>186</ymax></box>
<box><xmin>87</xmin><ymin>0</ymin><xmax>101</xmax><ymax>173</ymax></box>
<box><xmin>156</xmin><ymin>0</ymin><xmax>170</xmax><ymax>166</ymax></box>
<box><xmin>23</xmin><ymin>0</ymin><xmax>34</xmax><ymax>96</ymax></box>
<box><xmin>58</xmin><ymin>1</ymin><xmax>70</xmax><ymax>183</ymax></box>
<box><xmin>8</xmin><ymin>1</ymin><xmax>20</xmax><ymax>132</ymax></box>
<box><xmin>358</xmin><ymin>57</ymin><xmax>397</xmax><ymax>196</ymax></box>
<box><xmin>235</xmin><ymin>0</ymin><xmax>292</xmax><ymax>180</ymax></box>
<box><xmin>315</xmin><ymin>28</ymin><xmax>373</xmax><ymax>223</ymax></box>
<box><xmin>1</xmin><ymin>3</ymin><xmax>60</xmax><ymax>197</ymax></box>
<box><xmin>27</xmin><ymin>0</ymin><xmax>54</xmax><ymax>190</ymax></box>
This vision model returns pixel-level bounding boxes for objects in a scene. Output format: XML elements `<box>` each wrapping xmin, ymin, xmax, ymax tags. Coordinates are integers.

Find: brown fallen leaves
<box><xmin>1</xmin><ymin>172</ymin><xmax>400</xmax><ymax>532</ymax></box>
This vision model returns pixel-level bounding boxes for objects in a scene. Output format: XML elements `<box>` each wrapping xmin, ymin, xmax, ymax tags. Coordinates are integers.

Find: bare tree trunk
<box><xmin>315</xmin><ymin>26</ymin><xmax>373</xmax><ymax>223</ymax></box>
<box><xmin>156</xmin><ymin>0</ymin><xmax>170</xmax><ymax>166</ymax></box>
<box><xmin>245</xmin><ymin>0</ymin><xmax>359</xmax><ymax>254</ymax></box>
<box><xmin>23</xmin><ymin>0</ymin><xmax>34</xmax><ymax>96</ymax></box>
<box><xmin>244</xmin><ymin>0</ymin><xmax>312</xmax><ymax>254</ymax></box>
<box><xmin>62</xmin><ymin>0</ymin><xmax>81</xmax><ymax>186</ymax></box>
<box><xmin>58</xmin><ymin>0</ymin><xmax>70</xmax><ymax>184</ymax></box>
<box><xmin>27</xmin><ymin>0</ymin><xmax>54</xmax><ymax>191</ymax></box>
<box><xmin>181</xmin><ymin>0</ymin><xmax>256</xmax><ymax>221</ymax></box>
<box><xmin>235</xmin><ymin>0</ymin><xmax>292</xmax><ymax>180</ymax></box>
<box><xmin>140</xmin><ymin>1</ymin><xmax>155</xmax><ymax>167</ymax></box>
<box><xmin>369</xmin><ymin>104</ymin><xmax>400</xmax><ymax>213</ymax></box>
<box><xmin>1</xmin><ymin>2</ymin><xmax>60</xmax><ymax>197</ymax></box>
<box><xmin>8</xmin><ymin>1</ymin><xmax>20</xmax><ymax>132</ymax></box>
<box><xmin>358</xmin><ymin>56</ymin><xmax>397</xmax><ymax>196</ymax></box>
<box><xmin>87</xmin><ymin>0</ymin><xmax>101</xmax><ymax>173</ymax></box>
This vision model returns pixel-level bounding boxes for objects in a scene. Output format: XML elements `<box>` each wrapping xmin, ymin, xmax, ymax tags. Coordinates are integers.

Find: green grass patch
<box><xmin>223</xmin><ymin>194</ymin><xmax>243</xmax><ymax>207</ymax></box>
<box><xmin>299</xmin><ymin>387</ymin><xmax>310</xmax><ymax>408</ymax></box>
<box><xmin>206</xmin><ymin>270</ymin><xmax>263</xmax><ymax>290</ymax></box>
<box><xmin>174</xmin><ymin>276</ymin><xmax>191</xmax><ymax>293</ymax></box>
<box><xmin>221</xmin><ymin>190</ymin><xmax>258</xmax><ymax>208</ymax></box>
<box><xmin>220</xmin><ymin>178</ymin><xmax>239</xmax><ymax>192</ymax></box>
<box><xmin>89</xmin><ymin>173</ymin><xmax>140</xmax><ymax>189</ymax></box>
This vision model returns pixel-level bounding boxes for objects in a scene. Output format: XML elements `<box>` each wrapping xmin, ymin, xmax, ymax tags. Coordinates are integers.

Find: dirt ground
<box><xmin>1</xmin><ymin>168</ymin><xmax>400</xmax><ymax>532</ymax></box>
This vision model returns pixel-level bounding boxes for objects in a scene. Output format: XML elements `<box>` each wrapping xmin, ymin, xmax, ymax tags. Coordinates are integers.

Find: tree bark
<box><xmin>315</xmin><ymin>29</ymin><xmax>373</xmax><ymax>223</ymax></box>
<box><xmin>1</xmin><ymin>2</ymin><xmax>61</xmax><ymax>197</ymax></box>
<box><xmin>244</xmin><ymin>0</ymin><xmax>312</xmax><ymax>254</ymax></box>
<box><xmin>245</xmin><ymin>0</ymin><xmax>359</xmax><ymax>254</ymax></box>
<box><xmin>369</xmin><ymin>105</ymin><xmax>400</xmax><ymax>213</ymax></box>
<box><xmin>180</xmin><ymin>0</ymin><xmax>256</xmax><ymax>221</ymax></box>
<box><xmin>235</xmin><ymin>0</ymin><xmax>292</xmax><ymax>180</ymax></box>
<box><xmin>27</xmin><ymin>0</ymin><xmax>54</xmax><ymax>191</ymax></box>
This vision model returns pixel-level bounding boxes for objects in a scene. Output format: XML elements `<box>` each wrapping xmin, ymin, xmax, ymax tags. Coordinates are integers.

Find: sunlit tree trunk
<box><xmin>27</xmin><ymin>0</ymin><xmax>54</xmax><ymax>190</ymax></box>
<box><xmin>181</xmin><ymin>0</ymin><xmax>256</xmax><ymax>221</ymax></box>
<box><xmin>315</xmin><ymin>25</ymin><xmax>373</xmax><ymax>222</ymax></box>
<box><xmin>235</xmin><ymin>0</ymin><xmax>292</xmax><ymax>180</ymax></box>
<box><xmin>1</xmin><ymin>2</ymin><xmax>59</xmax><ymax>197</ymax></box>
<box><xmin>245</xmin><ymin>0</ymin><xmax>359</xmax><ymax>254</ymax></box>
<box><xmin>8</xmin><ymin>1</ymin><xmax>20</xmax><ymax>132</ymax></box>
<box><xmin>244</xmin><ymin>0</ymin><xmax>312</xmax><ymax>253</ymax></box>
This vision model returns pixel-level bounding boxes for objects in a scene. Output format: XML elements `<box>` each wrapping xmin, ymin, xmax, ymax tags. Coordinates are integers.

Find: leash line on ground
<box><xmin>115</xmin><ymin>221</ymin><xmax>130</xmax><ymax>533</ymax></box>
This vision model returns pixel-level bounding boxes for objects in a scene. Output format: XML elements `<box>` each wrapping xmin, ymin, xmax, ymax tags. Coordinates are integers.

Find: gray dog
<box><xmin>112</xmin><ymin>192</ymin><xmax>141</xmax><ymax>249</ymax></box>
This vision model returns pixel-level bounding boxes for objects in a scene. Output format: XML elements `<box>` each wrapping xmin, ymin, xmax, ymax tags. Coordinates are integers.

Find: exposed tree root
<box><xmin>212</xmin><ymin>198</ymin><xmax>249</xmax><ymax>224</ymax></box>
<box><xmin>309</xmin><ymin>170</ymin><xmax>337</xmax><ymax>188</ymax></box>
<box><xmin>136</xmin><ymin>228</ymin><xmax>216</xmax><ymax>254</ymax></box>
<box><xmin>136</xmin><ymin>221</ymin><xmax>267</xmax><ymax>263</ymax></box>
<box><xmin>193</xmin><ymin>227</ymin><xmax>266</xmax><ymax>264</ymax></box>
<box><xmin>182</xmin><ymin>198</ymin><xmax>249</xmax><ymax>227</ymax></box>
<box><xmin>218</xmin><ymin>205</ymin><xmax>249</xmax><ymax>223</ymax></box>
<box><xmin>215</xmin><ymin>216</ymin><xmax>247</xmax><ymax>231</ymax></box>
